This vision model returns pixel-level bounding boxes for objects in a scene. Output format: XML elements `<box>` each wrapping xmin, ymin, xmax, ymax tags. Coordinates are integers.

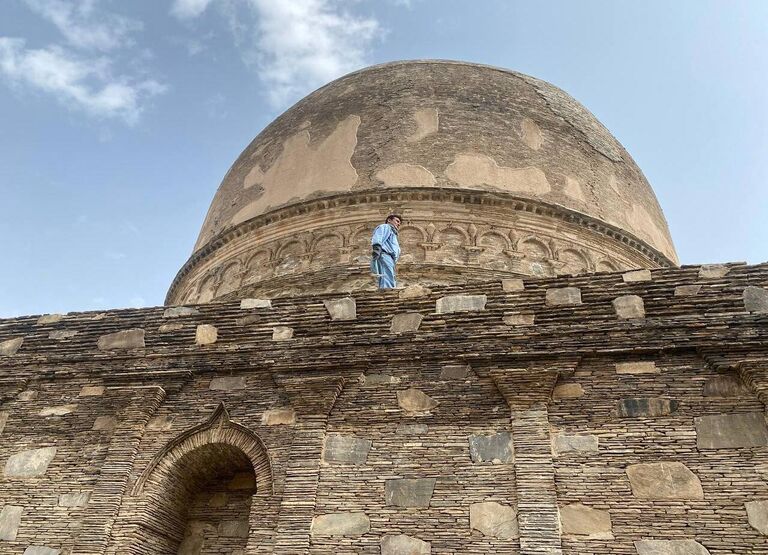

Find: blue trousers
<box><xmin>371</xmin><ymin>253</ymin><xmax>397</xmax><ymax>288</ymax></box>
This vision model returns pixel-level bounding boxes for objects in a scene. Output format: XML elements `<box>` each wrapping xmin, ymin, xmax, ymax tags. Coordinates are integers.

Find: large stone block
<box><xmin>502</xmin><ymin>312</ymin><xmax>535</xmax><ymax>326</ymax></box>
<box><xmin>39</xmin><ymin>405</ymin><xmax>78</xmax><ymax>417</ymax></box>
<box><xmin>399</xmin><ymin>284</ymin><xmax>432</xmax><ymax>299</ymax></box>
<box><xmin>37</xmin><ymin>313</ymin><xmax>64</xmax><ymax>324</ymax></box>
<box><xmin>745</xmin><ymin>499</ymin><xmax>768</xmax><ymax>535</ymax></box>
<box><xmin>209</xmin><ymin>376</ymin><xmax>247</xmax><ymax>391</ymax></box>
<box><xmin>359</xmin><ymin>373</ymin><xmax>401</xmax><ymax>386</ymax></box>
<box><xmin>553</xmin><ymin>383</ymin><xmax>584</xmax><ymax>399</ymax></box>
<box><xmin>613</xmin><ymin>295</ymin><xmax>645</xmax><ymax>319</ymax></box>
<box><xmin>560</xmin><ymin>503</ymin><xmax>613</xmax><ymax>539</ymax></box>
<box><xmin>440</xmin><ymin>364</ymin><xmax>470</xmax><ymax>380</ymax></box>
<box><xmin>162</xmin><ymin>306</ymin><xmax>200</xmax><ymax>318</ymax></box>
<box><xmin>311</xmin><ymin>512</ymin><xmax>370</xmax><ymax>536</ymax></box>
<box><xmin>435</xmin><ymin>294</ymin><xmax>487</xmax><ymax>314</ymax></box>
<box><xmin>4</xmin><ymin>447</ymin><xmax>57</xmax><ymax>478</ymax></box>
<box><xmin>195</xmin><ymin>324</ymin><xmax>218</xmax><ymax>345</ymax></box>
<box><xmin>97</xmin><ymin>329</ymin><xmax>145</xmax><ymax>350</ymax></box>
<box><xmin>501</xmin><ymin>279</ymin><xmax>525</xmax><ymax>292</ymax></box>
<box><xmin>397</xmin><ymin>389</ymin><xmax>438</xmax><ymax>413</ymax></box>
<box><xmin>698</xmin><ymin>264</ymin><xmax>729</xmax><ymax>279</ymax></box>
<box><xmin>616</xmin><ymin>361</ymin><xmax>658</xmax><ymax>374</ymax></box>
<box><xmin>23</xmin><ymin>548</ymin><xmax>61</xmax><ymax>555</ymax></box>
<box><xmin>634</xmin><ymin>539</ymin><xmax>711</xmax><ymax>555</ymax></box>
<box><xmin>623</xmin><ymin>269</ymin><xmax>652</xmax><ymax>282</ymax></box>
<box><xmin>744</xmin><ymin>286</ymin><xmax>768</xmax><ymax>313</ymax></box>
<box><xmin>0</xmin><ymin>337</ymin><xmax>23</xmax><ymax>356</ymax></box>
<box><xmin>469</xmin><ymin>501</ymin><xmax>519</xmax><ymax>539</ymax></box>
<box><xmin>618</xmin><ymin>398</ymin><xmax>678</xmax><ymax>418</ymax></box>
<box><xmin>385</xmin><ymin>478</ymin><xmax>436</xmax><ymax>507</ymax></box>
<box><xmin>381</xmin><ymin>534</ymin><xmax>431</xmax><ymax>554</ymax></box>
<box><xmin>92</xmin><ymin>416</ymin><xmax>117</xmax><ymax>432</ymax></box>
<box><xmin>390</xmin><ymin>312</ymin><xmax>424</xmax><ymax>333</ymax></box>
<box><xmin>626</xmin><ymin>462</ymin><xmax>703</xmax><ymax>500</ymax></box>
<box><xmin>0</xmin><ymin>411</ymin><xmax>8</xmax><ymax>436</ymax></box>
<box><xmin>675</xmin><ymin>284</ymin><xmax>702</xmax><ymax>297</ymax></box>
<box><xmin>272</xmin><ymin>326</ymin><xmax>294</xmax><ymax>341</ymax></box>
<box><xmin>545</xmin><ymin>287</ymin><xmax>581</xmax><ymax>306</ymax></box>
<box><xmin>78</xmin><ymin>385</ymin><xmax>105</xmax><ymax>397</ymax></box>
<box><xmin>323</xmin><ymin>434</ymin><xmax>372</xmax><ymax>464</ymax></box>
<box><xmin>219</xmin><ymin>520</ymin><xmax>249</xmax><ymax>537</ymax></box>
<box><xmin>262</xmin><ymin>407</ymin><xmax>296</xmax><ymax>425</ymax></box>
<box><xmin>240</xmin><ymin>298</ymin><xmax>272</xmax><ymax>309</ymax></box>
<box><xmin>324</xmin><ymin>297</ymin><xmax>357</xmax><ymax>320</ymax></box>
<box><xmin>58</xmin><ymin>492</ymin><xmax>91</xmax><ymax>507</ymax></box>
<box><xmin>702</xmin><ymin>374</ymin><xmax>749</xmax><ymax>397</ymax></box>
<box><xmin>695</xmin><ymin>412</ymin><xmax>768</xmax><ymax>449</ymax></box>
<box><xmin>468</xmin><ymin>432</ymin><xmax>514</xmax><ymax>464</ymax></box>
<box><xmin>49</xmin><ymin>330</ymin><xmax>77</xmax><ymax>340</ymax></box>
<box><xmin>552</xmin><ymin>434</ymin><xmax>599</xmax><ymax>456</ymax></box>
<box><xmin>0</xmin><ymin>505</ymin><xmax>22</xmax><ymax>540</ymax></box>
<box><xmin>396</xmin><ymin>424</ymin><xmax>428</xmax><ymax>435</ymax></box>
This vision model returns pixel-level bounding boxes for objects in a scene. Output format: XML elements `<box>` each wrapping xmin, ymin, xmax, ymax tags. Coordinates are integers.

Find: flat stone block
<box><xmin>435</xmin><ymin>294</ymin><xmax>487</xmax><ymax>314</ymax></box>
<box><xmin>18</xmin><ymin>390</ymin><xmax>36</xmax><ymax>401</ymax></box>
<box><xmin>634</xmin><ymin>539</ymin><xmax>711</xmax><ymax>555</ymax></box>
<box><xmin>698</xmin><ymin>264</ymin><xmax>730</xmax><ymax>279</ymax></box>
<box><xmin>695</xmin><ymin>412</ymin><xmax>768</xmax><ymax>449</ymax></box>
<box><xmin>553</xmin><ymin>383</ymin><xmax>584</xmax><ymax>399</ymax></box>
<box><xmin>219</xmin><ymin>520</ymin><xmax>249</xmax><ymax>537</ymax></box>
<box><xmin>397</xmin><ymin>388</ymin><xmax>438</xmax><ymax>413</ymax></box>
<box><xmin>469</xmin><ymin>501</ymin><xmax>519</xmax><ymax>539</ymax></box>
<box><xmin>468</xmin><ymin>432</ymin><xmax>514</xmax><ymax>464</ymax></box>
<box><xmin>311</xmin><ymin>512</ymin><xmax>370</xmax><ymax>536</ymax></box>
<box><xmin>675</xmin><ymin>284</ymin><xmax>702</xmax><ymax>297</ymax></box>
<box><xmin>23</xmin><ymin>548</ymin><xmax>61</xmax><ymax>555</ymax></box>
<box><xmin>440</xmin><ymin>364</ymin><xmax>470</xmax><ymax>380</ymax></box>
<box><xmin>0</xmin><ymin>412</ymin><xmax>8</xmax><ymax>436</ymax></box>
<box><xmin>195</xmin><ymin>324</ymin><xmax>218</xmax><ymax>345</ymax></box>
<box><xmin>385</xmin><ymin>478</ymin><xmax>436</xmax><ymax>507</ymax></box>
<box><xmin>746</xmin><ymin>500</ymin><xmax>768</xmax><ymax>535</ymax></box>
<box><xmin>58</xmin><ymin>491</ymin><xmax>90</xmax><ymax>507</ymax></box>
<box><xmin>0</xmin><ymin>337</ymin><xmax>23</xmax><ymax>356</ymax></box>
<box><xmin>163</xmin><ymin>306</ymin><xmax>200</xmax><ymax>318</ymax></box>
<box><xmin>79</xmin><ymin>385</ymin><xmax>105</xmax><ymax>397</ymax></box>
<box><xmin>703</xmin><ymin>374</ymin><xmax>749</xmax><ymax>397</ymax></box>
<box><xmin>262</xmin><ymin>407</ymin><xmax>296</xmax><ymax>425</ymax></box>
<box><xmin>616</xmin><ymin>361</ymin><xmax>658</xmax><ymax>374</ymax></box>
<box><xmin>324</xmin><ymin>297</ymin><xmax>357</xmax><ymax>320</ymax></box>
<box><xmin>623</xmin><ymin>269</ymin><xmax>652</xmax><ymax>282</ymax></box>
<box><xmin>618</xmin><ymin>398</ymin><xmax>678</xmax><ymax>417</ymax></box>
<box><xmin>147</xmin><ymin>415</ymin><xmax>175</xmax><ymax>430</ymax></box>
<box><xmin>359</xmin><ymin>373</ymin><xmax>400</xmax><ymax>386</ymax></box>
<box><xmin>4</xmin><ymin>446</ymin><xmax>57</xmax><ymax>478</ymax></box>
<box><xmin>49</xmin><ymin>330</ymin><xmax>77</xmax><ymax>340</ymax></box>
<box><xmin>92</xmin><ymin>416</ymin><xmax>117</xmax><ymax>432</ymax></box>
<box><xmin>626</xmin><ymin>462</ymin><xmax>703</xmax><ymax>500</ymax></box>
<box><xmin>272</xmin><ymin>326</ymin><xmax>294</xmax><ymax>341</ymax></box>
<box><xmin>97</xmin><ymin>329</ymin><xmax>144</xmax><ymax>350</ymax></box>
<box><xmin>744</xmin><ymin>286</ymin><xmax>768</xmax><ymax>313</ymax></box>
<box><xmin>560</xmin><ymin>503</ymin><xmax>613</xmax><ymax>539</ymax></box>
<box><xmin>396</xmin><ymin>424</ymin><xmax>428</xmax><ymax>435</ymax></box>
<box><xmin>390</xmin><ymin>312</ymin><xmax>423</xmax><ymax>333</ymax></box>
<box><xmin>158</xmin><ymin>322</ymin><xmax>184</xmax><ymax>333</ymax></box>
<box><xmin>37</xmin><ymin>313</ymin><xmax>64</xmax><ymax>325</ymax></box>
<box><xmin>240</xmin><ymin>298</ymin><xmax>272</xmax><ymax>309</ymax></box>
<box><xmin>381</xmin><ymin>534</ymin><xmax>431</xmax><ymax>555</ymax></box>
<box><xmin>545</xmin><ymin>287</ymin><xmax>581</xmax><ymax>306</ymax></box>
<box><xmin>613</xmin><ymin>295</ymin><xmax>645</xmax><ymax>319</ymax></box>
<box><xmin>39</xmin><ymin>404</ymin><xmax>78</xmax><ymax>417</ymax></box>
<box><xmin>323</xmin><ymin>434</ymin><xmax>372</xmax><ymax>464</ymax></box>
<box><xmin>209</xmin><ymin>376</ymin><xmax>247</xmax><ymax>391</ymax></box>
<box><xmin>502</xmin><ymin>311</ymin><xmax>535</xmax><ymax>326</ymax></box>
<box><xmin>0</xmin><ymin>505</ymin><xmax>22</xmax><ymax>540</ymax></box>
<box><xmin>501</xmin><ymin>278</ymin><xmax>525</xmax><ymax>292</ymax></box>
<box><xmin>552</xmin><ymin>434</ymin><xmax>599</xmax><ymax>456</ymax></box>
<box><xmin>399</xmin><ymin>284</ymin><xmax>432</xmax><ymax>299</ymax></box>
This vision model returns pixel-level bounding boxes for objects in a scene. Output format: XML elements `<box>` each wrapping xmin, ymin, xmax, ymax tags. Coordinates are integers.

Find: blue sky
<box><xmin>1</xmin><ymin>0</ymin><xmax>766</xmax><ymax>317</ymax></box>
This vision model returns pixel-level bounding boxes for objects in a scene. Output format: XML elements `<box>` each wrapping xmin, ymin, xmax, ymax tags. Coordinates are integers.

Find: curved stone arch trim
<box><xmin>436</xmin><ymin>223</ymin><xmax>471</xmax><ymax>244</ymax></box>
<box><xmin>275</xmin><ymin>239</ymin><xmax>307</xmax><ymax>259</ymax></box>
<box><xmin>245</xmin><ymin>248</ymin><xmax>274</xmax><ymax>269</ymax></box>
<box><xmin>132</xmin><ymin>403</ymin><xmax>274</xmax><ymax>497</ymax></box>
<box><xmin>478</xmin><ymin>230</ymin><xmax>511</xmax><ymax>250</ymax></box>
<box><xmin>397</xmin><ymin>223</ymin><xmax>426</xmax><ymax>242</ymax></box>
<box><xmin>309</xmin><ymin>231</ymin><xmax>345</xmax><ymax>251</ymax></box>
<box><xmin>519</xmin><ymin>235</ymin><xmax>552</xmax><ymax>258</ymax></box>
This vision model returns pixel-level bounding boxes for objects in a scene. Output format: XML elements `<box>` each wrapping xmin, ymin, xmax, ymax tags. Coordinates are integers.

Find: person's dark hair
<box><xmin>386</xmin><ymin>214</ymin><xmax>402</xmax><ymax>223</ymax></box>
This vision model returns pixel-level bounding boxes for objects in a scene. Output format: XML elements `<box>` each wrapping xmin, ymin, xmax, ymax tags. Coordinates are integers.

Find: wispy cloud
<box><xmin>171</xmin><ymin>0</ymin><xmax>381</xmax><ymax>107</ymax></box>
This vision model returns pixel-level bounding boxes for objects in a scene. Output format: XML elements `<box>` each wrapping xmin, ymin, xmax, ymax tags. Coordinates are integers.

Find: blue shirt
<box><xmin>371</xmin><ymin>223</ymin><xmax>401</xmax><ymax>261</ymax></box>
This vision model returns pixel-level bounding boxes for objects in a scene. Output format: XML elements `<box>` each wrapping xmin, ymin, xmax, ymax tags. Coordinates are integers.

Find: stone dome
<box><xmin>167</xmin><ymin>60</ymin><xmax>677</xmax><ymax>305</ymax></box>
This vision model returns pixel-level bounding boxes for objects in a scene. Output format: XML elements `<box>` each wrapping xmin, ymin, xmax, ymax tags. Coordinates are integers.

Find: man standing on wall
<box><xmin>371</xmin><ymin>214</ymin><xmax>402</xmax><ymax>289</ymax></box>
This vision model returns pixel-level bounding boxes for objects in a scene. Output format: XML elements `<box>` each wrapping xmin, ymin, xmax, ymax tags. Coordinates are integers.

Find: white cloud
<box><xmin>171</xmin><ymin>0</ymin><xmax>216</xmax><ymax>19</ymax></box>
<box><xmin>0</xmin><ymin>38</ymin><xmax>166</xmax><ymax>124</ymax></box>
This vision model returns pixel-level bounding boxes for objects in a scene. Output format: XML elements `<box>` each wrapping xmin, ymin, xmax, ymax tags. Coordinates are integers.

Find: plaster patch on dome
<box><xmin>445</xmin><ymin>153</ymin><xmax>551</xmax><ymax>195</ymax></box>
<box><xmin>230</xmin><ymin>115</ymin><xmax>361</xmax><ymax>226</ymax></box>
<box><xmin>407</xmin><ymin>108</ymin><xmax>439</xmax><ymax>142</ymax></box>
<box><xmin>608</xmin><ymin>174</ymin><xmax>621</xmax><ymax>195</ymax></box>
<box><xmin>521</xmin><ymin>118</ymin><xmax>543</xmax><ymax>150</ymax></box>
<box><xmin>626</xmin><ymin>204</ymin><xmax>678</xmax><ymax>263</ymax></box>
<box><xmin>376</xmin><ymin>163</ymin><xmax>436</xmax><ymax>187</ymax></box>
<box><xmin>563</xmin><ymin>176</ymin><xmax>585</xmax><ymax>201</ymax></box>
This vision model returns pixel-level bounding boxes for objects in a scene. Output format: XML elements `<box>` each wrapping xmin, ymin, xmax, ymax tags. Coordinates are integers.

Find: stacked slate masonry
<box><xmin>1</xmin><ymin>263</ymin><xmax>768</xmax><ymax>554</ymax></box>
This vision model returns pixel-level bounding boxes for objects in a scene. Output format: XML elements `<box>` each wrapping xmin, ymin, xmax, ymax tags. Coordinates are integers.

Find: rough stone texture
<box><xmin>239</xmin><ymin>298</ymin><xmax>272</xmax><ymax>309</ymax></box>
<box><xmin>623</xmin><ymin>269</ymin><xmax>652</xmax><ymax>282</ymax></box>
<box><xmin>0</xmin><ymin>337</ymin><xmax>23</xmax><ymax>356</ymax></box>
<box><xmin>79</xmin><ymin>385</ymin><xmax>105</xmax><ymax>397</ymax></box>
<box><xmin>545</xmin><ymin>287</ymin><xmax>582</xmax><ymax>306</ymax></box>
<box><xmin>439</xmin><ymin>364</ymin><xmax>470</xmax><ymax>380</ymax></box>
<box><xmin>634</xmin><ymin>539</ymin><xmax>711</xmax><ymax>555</ymax></box>
<box><xmin>37</xmin><ymin>313</ymin><xmax>64</xmax><ymax>325</ymax></box>
<box><xmin>469</xmin><ymin>502</ymin><xmax>519</xmax><ymax>540</ymax></box>
<box><xmin>613</xmin><ymin>295</ymin><xmax>645</xmax><ymax>319</ymax></box>
<box><xmin>617</xmin><ymin>397</ymin><xmax>679</xmax><ymax>417</ymax></box>
<box><xmin>323</xmin><ymin>297</ymin><xmax>356</xmax><ymax>320</ymax></box>
<box><xmin>39</xmin><ymin>404</ymin><xmax>78</xmax><ymax>416</ymax></box>
<box><xmin>0</xmin><ymin>411</ymin><xmax>8</xmax><ymax>435</ymax></box>
<box><xmin>0</xmin><ymin>505</ymin><xmax>22</xmax><ymax>540</ymax></box>
<box><xmin>626</xmin><ymin>462</ymin><xmax>704</xmax><ymax>500</ymax></box>
<box><xmin>390</xmin><ymin>312</ymin><xmax>423</xmax><ymax>333</ymax></box>
<box><xmin>397</xmin><ymin>389</ymin><xmax>438</xmax><ymax>413</ymax></box>
<box><xmin>552</xmin><ymin>383</ymin><xmax>584</xmax><ymax>399</ymax></box>
<box><xmin>359</xmin><ymin>373</ymin><xmax>401</xmax><ymax>386</ymax></box>
<box><xmin>49</xmin><ymin>329</ymin><xmax>77</xmax><ymax>340</ymax></box>
<box><xmin>381</xmin><ymin>534</ymin><xmax>431</xmax><ymax>555</ymax></box>
<box><xmin>745</xmin><ymin>500</ymin><xmax>768</xmax><ymax>535</ymax></box>
<box><xmin>261</xmin><ymin>407</ymin><xmax>296</xmax><ymax>425</ymax></box>
<box><xmin>399</xmin><ymin>284</ymin><xmax>432</xmax><ymax>299</ymax></box>
<box><xmin>675</xmin><ymin>284</ymin><xmax>702</xmax><ymax>297</ymax></box>
<box><xmin>195</xmin><ymin>324</ymin><xmax>218</xmax><ymax>345</ymax></box>
<box><xmin>97</xmin><ymin>329</ymin><xmax>144</xmax><ymax>350</ymax></box>
<box><xmin>468</xmin><ymin>431</ymin><xmax>514</xmax><ymax>463</ymax></box>
<box><xmin>272</xmin><ymin>326</ymin><xmax>294</xmax><ymax>340</ymax></box>
<box><xmin>92</xmin><ymin>416</ymin><xmax>116</xmax><ymax>431</ymax></box>
<box><xmin>58</xmin><ymin>492</ymin><xmax>91</xmax><ymax>507</ymax></box>
<box><xmin>162</xmin><ymin>306</ymin><xmax>200</xmax><ymax>318</ymax></box>
<box><xmin>702</xmin><ymin>374</ymin><xmax>749</xmax><ymax>397</ymax></box>
<box><xmin>699</xmin><ymin>264</ymin><xmax>730</xmax><ymax>279</ymax></box>
<box><xmin>695</xmin><ymin>412</ymin><xmax>768</xmax><ymax>448</ymax></box>
<box><xmin>323</xmin><ymin>434</ymin><xmax>372</xmax><ymax>464</ymax></box>
<box><xmin>385</xmin><ymin>478</ymin><xmax>436</xmax><ymax>508</ymax></box>
<box><xmin>4</xmin><ymin>446</ymin><xmax>57</xmax><ymax>478</ymax></box>
<box><xmin>209</xmin><ymin>376</ymin><xmax>247</xmax><ymax>391</ymax></box>
<box><xmin>23</xmin><ymin>548</ymin><xmax>61</xmax><ymax>555</ymax></box>
<box><xmin>560</xmin><ymin>503</ymin><xmax>613</xmax><ymax>539</ymax></box>
<box><xmin>501</xmin><ymin>279</ymin><xmax>525</xmax><ymax>292</ymax></box>
<box><xmin>744</xmin><ymin>286</ymin><xmax>768</xmax><ymax>313</ymax></box>
<box><xmin>435</xmin><ymin>294</ymin><xmax>487</xmax><ymax>314</ymax></box>
<box><xmin>616</xmin><ymin>361</ymin><xmax>659</xmax><ymax>374</ymax></box>
<box><xmin>502</xmin><ymin>311</ymin><xmax>535</xmax><ymax>326</ymax></box>
<box><xmin>552</xmin><ymin>434</ymin><xmax>599</xmax><ymax>455</ymax></box>
<box><xmin>311</xmin><ymin>512</ymin><xmax>370</xmax><ymax>536</ymax></box>
<box><xmin>158</xmin><ymin>322</ymin><xmax>184</xmax><ymax>332</ymax></box>
<box><xmin>395</xmin><ymin>424</ymin><xmax>428</xmax><ymax>435</ymax></box>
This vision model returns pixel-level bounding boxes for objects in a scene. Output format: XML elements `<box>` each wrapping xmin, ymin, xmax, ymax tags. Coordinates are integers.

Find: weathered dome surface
<box><xmin>168</xmin><ymin>60</ymin><xmax>677</xmax><ymax>305</ymax></box>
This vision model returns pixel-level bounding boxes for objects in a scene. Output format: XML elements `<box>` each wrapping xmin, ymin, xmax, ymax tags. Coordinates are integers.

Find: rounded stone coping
<box><xmin>167</xmin><ymin>187</ymin><xmax>676</xmax><ymax>305</ymax></box>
